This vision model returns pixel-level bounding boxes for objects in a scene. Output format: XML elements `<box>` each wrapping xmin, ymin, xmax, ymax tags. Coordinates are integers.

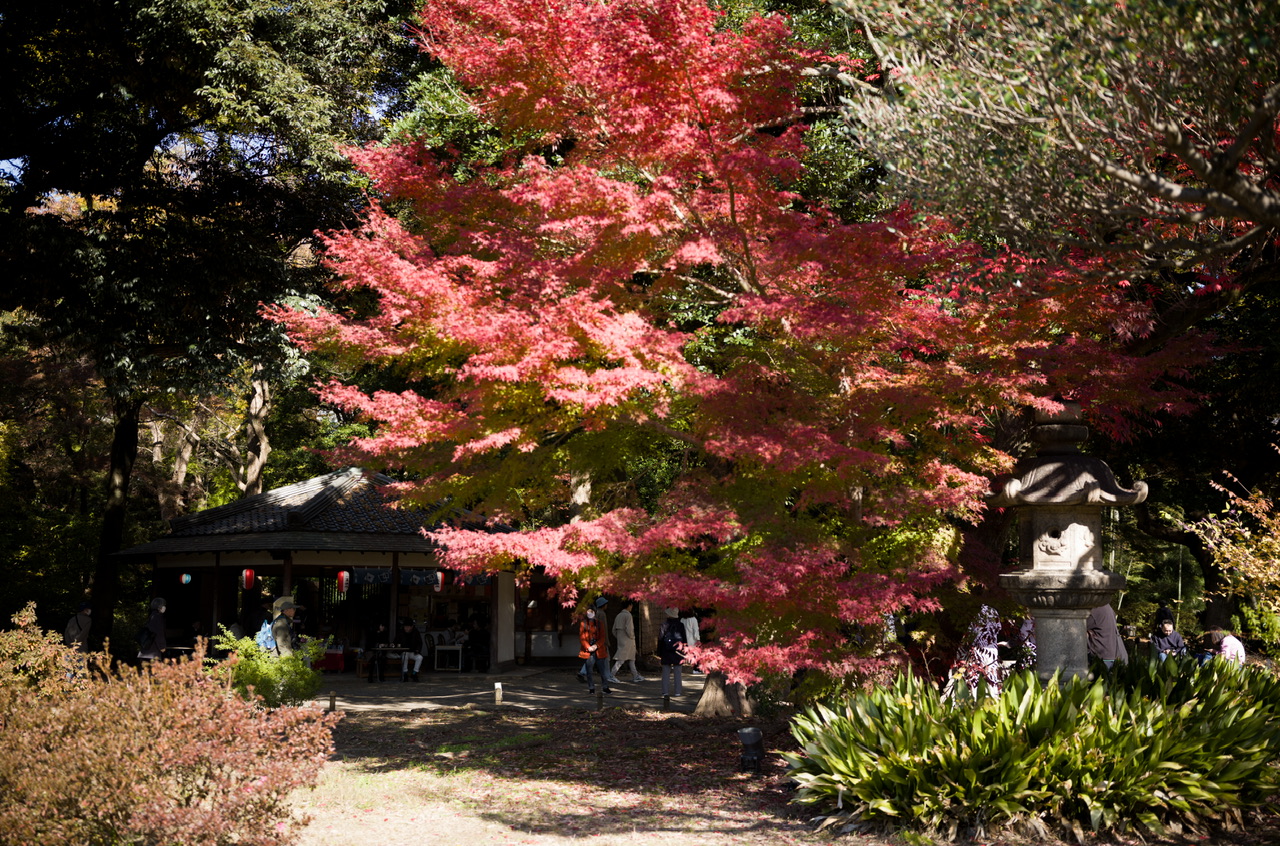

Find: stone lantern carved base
<box><xmin>1000</xmin><ymin>569</ymin><xmax>1124</xmax><ymax>683</ymax></box>
<box><xmin>991</xmin><ymin>403</ymin><xmax>1142</xmax><ymax>683</ymax></box>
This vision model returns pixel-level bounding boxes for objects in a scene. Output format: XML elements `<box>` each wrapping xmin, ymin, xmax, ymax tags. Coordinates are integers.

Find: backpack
<box><xmin>659</xmin><ymin>620</ymin><xmax>684</xmax><ymax>651</ymax></box>
<box><xmin>254</xmin><ymin>618</ymin><xmax>276</xmax><ymax>651</ymax></box>
<box><xmin>137</xmin><ymin>624</ymin><xmax>156</xmax><ymax>651</ymax></box>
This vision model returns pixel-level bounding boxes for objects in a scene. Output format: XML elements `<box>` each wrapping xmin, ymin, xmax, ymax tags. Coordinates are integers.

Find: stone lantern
<box><xmin>992</xmin><ymin>403</ymin><xmax>1147</xmax><ymax>682</ymax></box>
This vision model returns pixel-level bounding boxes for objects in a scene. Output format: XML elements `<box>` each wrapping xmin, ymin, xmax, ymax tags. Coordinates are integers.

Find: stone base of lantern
<box><xmin>999</xmin><ymin>569</ymin><xmax>1125</xmax><ymax>683</ymax></box>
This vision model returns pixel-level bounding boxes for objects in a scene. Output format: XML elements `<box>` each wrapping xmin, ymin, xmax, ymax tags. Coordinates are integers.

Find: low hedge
<box><xmin>0</xmin><ymin>603</ymin><xmax>339</xmax><ymax>846</ymax></box>
<box><xmin>785</xmin><ymin>657</ymin><xmax>1280</xmax><ymax>842</ymax></box>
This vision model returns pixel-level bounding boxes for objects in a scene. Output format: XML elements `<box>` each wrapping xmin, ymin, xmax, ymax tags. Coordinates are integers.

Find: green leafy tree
<box><xmin>0</xmin><ymin>0</ymin><xmax>424</xmax><ymax>643</ymax></box>
<box><xmin>829</xmin><ymin>0</ymin><xmax>1278</xmax><ymax>313</ymax></box>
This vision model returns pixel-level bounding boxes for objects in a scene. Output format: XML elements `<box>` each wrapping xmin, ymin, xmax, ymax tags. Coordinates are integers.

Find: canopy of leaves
<box><xmin>273</xmin><ymin>0</ymin><xmax>1209</xmax><ymax>682</ymax></box>
<box><xmin>0</xmin><ymin>0</ymin><xmax>422</xmax><ymax>397</ymax></box>
<box><xmin>830</xmin><ymin>0</ymin><xmax>1279</xmax><ymax>279</ymax></box>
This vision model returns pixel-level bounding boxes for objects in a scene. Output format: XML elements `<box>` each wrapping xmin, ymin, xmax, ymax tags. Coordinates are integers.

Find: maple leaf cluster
<box><xmin>270</xmin><ymin>0</ymin><xmax>1204</xmax><ymax>682</ymax></box>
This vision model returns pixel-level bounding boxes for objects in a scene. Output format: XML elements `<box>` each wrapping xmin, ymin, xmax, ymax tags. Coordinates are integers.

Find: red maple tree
<box><xmin>270</xmin><ymin>0</ymin><xmax>1204</xmax><ymax>682</ymax></box>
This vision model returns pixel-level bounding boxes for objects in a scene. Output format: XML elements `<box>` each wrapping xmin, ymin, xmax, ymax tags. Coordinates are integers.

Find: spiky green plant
<box><xmin>786</xmin><ymin>658</ymin><xmax>1280</xmax><ymax>842</ymax></box>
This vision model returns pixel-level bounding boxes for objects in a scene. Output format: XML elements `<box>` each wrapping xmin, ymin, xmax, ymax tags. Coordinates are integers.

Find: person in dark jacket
<box><xmin>1086</xmin><ymin>604</ymin><xmax>1128</xmax><ymax>669</ymax></box>
<box><xmin>1150</xmin><ymin>608</ymin><xmax>1186</xmax><ymax>661</ymax></box>
<box><xmin>657</xmin><ymin>607</ymin><xmax>686</xmax><ymax>697</ymax></box>
<box><xmin>63</xmin><ymin>603</ymin><xmax>92</xmax><ymax>653</ymax></box>
<box><xmin>397</xmin><ymin>619</ymin><xmax>424</xmax><ymax>682</ymax></box>
<box><xmin>272</xmin><ymin>599</ymin><xmax>301</xmax><ymax>657</ymax></box>
<box><xmin>138</xmin><ymin>597</ymin><xmax>168</xmax><ymax>662</ymax></box>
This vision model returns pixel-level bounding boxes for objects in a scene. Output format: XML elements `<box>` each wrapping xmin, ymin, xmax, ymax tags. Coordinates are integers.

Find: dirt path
<box><xmin>293</xmin><ymin>707</ymin><xmax>848</xmax><ymax>846</ymax></box>
<box><xmin>291</xmin><ymin>700</ymin><xmax>1280</xmax><ymax>846</ymax></box>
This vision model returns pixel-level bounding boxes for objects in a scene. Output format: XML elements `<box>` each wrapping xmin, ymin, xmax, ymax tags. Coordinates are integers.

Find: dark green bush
<box><xmin>785</xmin><ymin>658</ymin><xmax>1280</xmax><ymax>842</ymax></box>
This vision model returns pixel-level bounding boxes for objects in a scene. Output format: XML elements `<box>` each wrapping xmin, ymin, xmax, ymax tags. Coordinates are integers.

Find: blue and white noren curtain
<box><xmin>400</xmin><ymin>569</ymin><xmax>439</xmax><ymax>587</ymax></box>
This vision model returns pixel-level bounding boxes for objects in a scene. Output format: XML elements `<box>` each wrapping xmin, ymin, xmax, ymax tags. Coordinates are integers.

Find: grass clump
<box><xmin>785</xmin><ymin>657</ymin><xmax>1280</xmax><ymax>842</ymax></box>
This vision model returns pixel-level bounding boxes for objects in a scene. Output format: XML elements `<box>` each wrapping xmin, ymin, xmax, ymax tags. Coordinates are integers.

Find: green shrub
<box><xmin>0</xmin><ymin>603</ymin><xmax>340</xmax><ymax>846</ymax></box>
<box><xmin>209</xmin><ymin>625</ymin><xmax>328</xmax><ymax>708</ymax></box>
<box><xmin>785</xmin><ymin>659</ymin><xmax>1280</xmax><ymax>842</ymax></box>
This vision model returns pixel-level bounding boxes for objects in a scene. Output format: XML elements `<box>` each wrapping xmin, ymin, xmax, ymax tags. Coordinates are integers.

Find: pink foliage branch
<box><xmin>268</xmin><ymin>0</ymin><xmax>1209</xmax><ymax>682</ymax></box>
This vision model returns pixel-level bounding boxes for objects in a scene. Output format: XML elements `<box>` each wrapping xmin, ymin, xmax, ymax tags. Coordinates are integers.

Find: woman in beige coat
<box><xmin>611</xmin><ymin>601</ymin><xmax>646</xmax><ymax>682</ymax></box>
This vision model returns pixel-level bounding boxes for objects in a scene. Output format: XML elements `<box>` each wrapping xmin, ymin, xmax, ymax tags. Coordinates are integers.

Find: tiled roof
<box><xmin>116</xmin><ymin>468</ymin><xmax>457</xmax><ymax>558</ymax></box>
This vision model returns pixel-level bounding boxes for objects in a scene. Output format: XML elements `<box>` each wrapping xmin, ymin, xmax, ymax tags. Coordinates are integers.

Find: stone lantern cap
<box><xmin>990</xmin><ymin>402</ymin><xmax>1147</xmax><ymax>508</ymax></box>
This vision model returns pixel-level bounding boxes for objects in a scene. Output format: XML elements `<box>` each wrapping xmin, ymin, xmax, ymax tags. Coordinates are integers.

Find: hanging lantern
<box><xmin>337</xmin><ymin>570</ymin><xmax>350</xmax><ymax>595</ymax></box>
<box><xmin>180</xmin><ymin>573</ymin><xmax>192</xmax><ymax>585</ymax></box>
<box><xmin>241</xmin><ymin>568</ymin><xmax>255</xmax><ymax>591</ymax></box>
<box><xmin>433</xmin><ymin>571</ymin><xmax>444</xmax><ymax>593</ymax></box>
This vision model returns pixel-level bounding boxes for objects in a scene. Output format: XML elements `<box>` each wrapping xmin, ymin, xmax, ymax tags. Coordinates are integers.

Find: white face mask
<box><xmin>586</xmin><ymin>610</ymin><xmax>596</xmax><ymax>619</ymax></box>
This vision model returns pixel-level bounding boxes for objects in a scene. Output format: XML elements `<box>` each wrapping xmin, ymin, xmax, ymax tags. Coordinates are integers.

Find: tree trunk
<box><xmin>241</xmin><ymin>372</ymin><xmax>272</xmax><ymax>497</ymax></box>
<box><xmin>166</xmin><ymin>414</ymin><xmax>201</xmax><ymax>517</ymax></box>
<box><xmin>693</xmin><ymin>671</ymin><xmax>755</xmax><ymax>717</ymax></box>
<box><xmin>91</xmin><ymin>396</ymin><xmax>143</xmax><ymax>649</ymax></box>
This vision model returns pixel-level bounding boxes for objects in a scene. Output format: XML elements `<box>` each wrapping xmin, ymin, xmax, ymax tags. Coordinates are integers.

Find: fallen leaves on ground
<box><xmin>319</xmin><ymin>705</ymin><xmax>1280</xmax><ymax>846</ymax></box>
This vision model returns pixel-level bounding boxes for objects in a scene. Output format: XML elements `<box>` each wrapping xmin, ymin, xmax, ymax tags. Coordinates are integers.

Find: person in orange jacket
<box><xmin>578</xmin><ymin>605</ymin><xmax>611</xmax><ymax>694</ymax></box>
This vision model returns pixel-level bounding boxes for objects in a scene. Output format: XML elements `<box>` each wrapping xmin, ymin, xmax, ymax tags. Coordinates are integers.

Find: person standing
<box><xmin>611</xmin><ymin>601</ymin><xmax>646</xmax><ymax>682</ymax></box>
<box><xmin>680</xmin><ymin>610</ymin><xmax>701</xmax><ymax>673</ymax></box>
<box><xmin>1086</xmin><ymin>603</ymin><xmax>1128</xmax><ymax>669</ymax></box>
<box><xmin>398</xmin><ymin>619</ymin><xmax>424</xmax><ymax>681</ymax></box>
<box><xmin>658</xmin><ymin>607</ymin><xmax>686</xmax><ymax>697</ymax></box>
<box><xmin>578</xmin><ymin>605</ymin><xmax>611</xmax><ymax>694</ymax></box>
<box><xmin>576</xmin><ymin>598</ymin><xmax>619</xmax><ymax>684</ymax></box>
<box><xmin>138</xmin><ymin>597</ymin><xmax>167</xmax><ymax>662</ymax></box>
<box><xmin>63</xmin><ymin>602</ymin><xmax>92</xmax><ymax>653</ymax></box>
<box><xmin>271</xmin><ymin>599</ymin><xmax>300</xmax><ymax>657</ymax></box>
<box><xmin>592</xmin><ymin>598</ymin><xmax>621</xmax><ymax>684</ymax></box>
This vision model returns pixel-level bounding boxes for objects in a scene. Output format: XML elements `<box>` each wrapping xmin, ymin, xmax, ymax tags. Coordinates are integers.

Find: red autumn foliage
<box><xmin>269</xmin><ymin>0</ymin><xmax>1207</xmax><ymax>683</ymax></box>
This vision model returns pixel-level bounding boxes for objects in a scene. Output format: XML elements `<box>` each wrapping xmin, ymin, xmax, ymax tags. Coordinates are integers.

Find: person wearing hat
<box><xmin>271</xmin><ymin>599</ymin><xmax>301</xmax><ymax>657</ymax></box>
<box><xmin>657</xmin><ymin>607</ymin><xmax>686</xmax><ymax>697</ymax></box>
<box><xmin>397</xmin><ymin>619</ymin><xmax>425</xmax><ymax>682</ymax></box>
<box><xmin>63</xmin><ymin>602</ymin><xmax>92</xmax><ymax>653</ymax></box>
<box><xmin>592</xmin><ymin>598</ymin><xmax>621</xmax><ymax>684</ymax></box>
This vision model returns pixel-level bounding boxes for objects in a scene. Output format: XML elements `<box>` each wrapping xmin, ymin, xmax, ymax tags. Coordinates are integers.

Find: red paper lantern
<box><xmin>241</xmin><ymin>568</ymin><xmax>255</xmax><ymax>591</ymax></box>
<box><xmin>337</xmin><ymin>570</ymin><xmax>350</xmax><ymax>595</ymax></box>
